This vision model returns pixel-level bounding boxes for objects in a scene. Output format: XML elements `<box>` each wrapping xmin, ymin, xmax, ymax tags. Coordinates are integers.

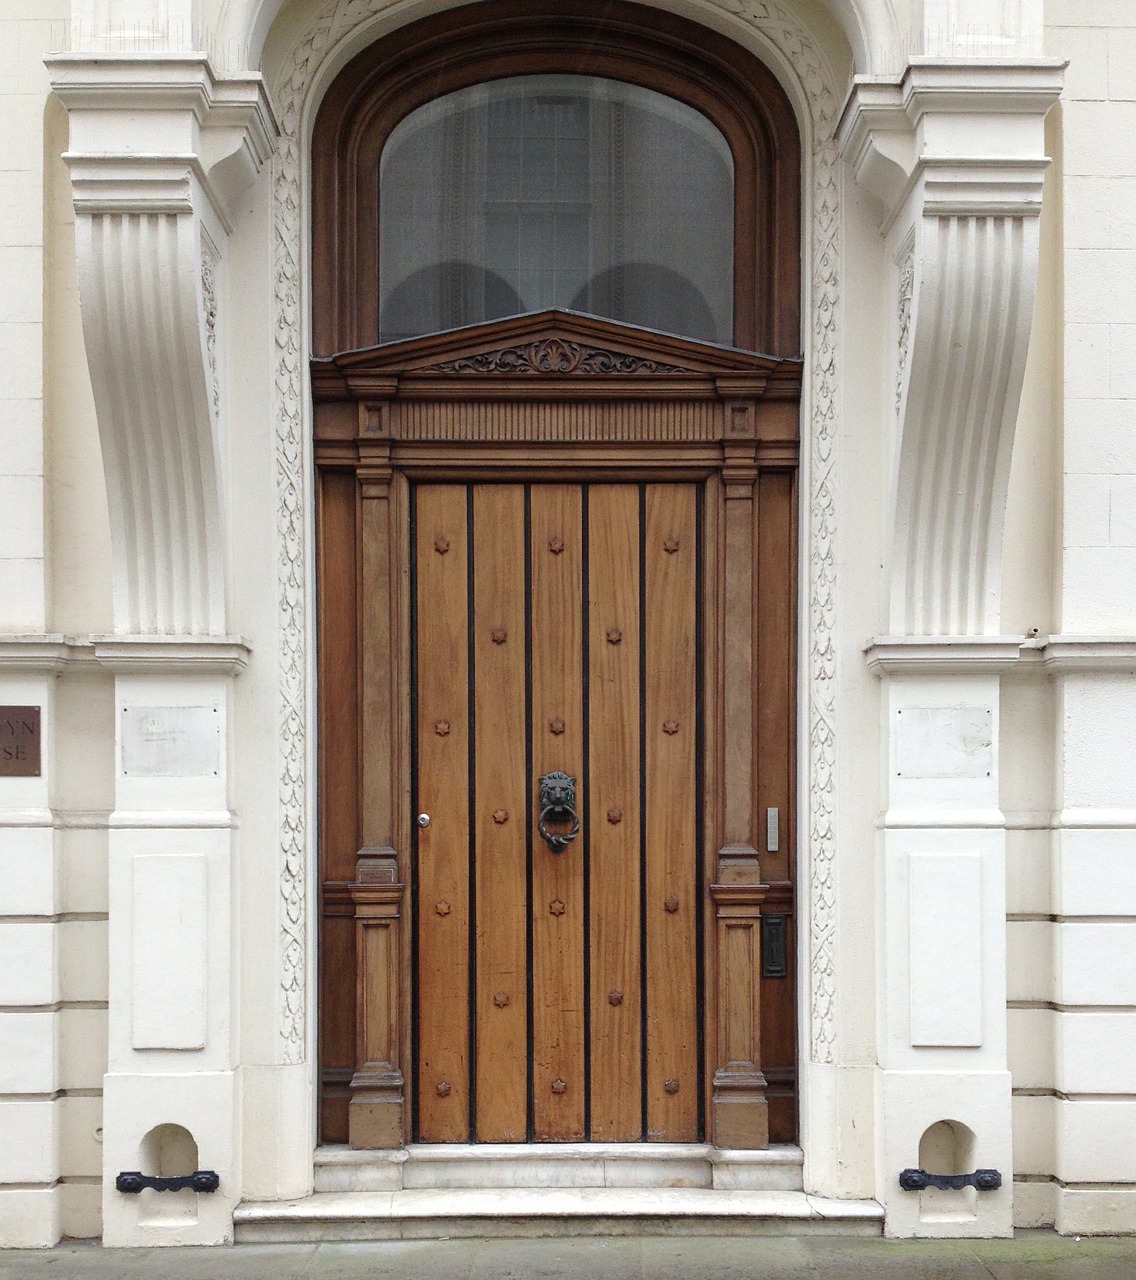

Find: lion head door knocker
<box><xmin>538</xmin><ymin>771</ymin><xmax>580</xmax><ymax>854</ymax></box>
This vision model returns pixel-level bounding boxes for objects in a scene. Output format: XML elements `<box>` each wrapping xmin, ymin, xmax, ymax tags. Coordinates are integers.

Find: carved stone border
<box><xmin>269</xmin><ymin>0</ymin><xmax>842</xmax><ymax>1067</ymax></box>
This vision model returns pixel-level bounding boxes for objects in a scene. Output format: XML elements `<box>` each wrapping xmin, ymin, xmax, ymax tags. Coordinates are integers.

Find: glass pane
<box><xmin>379</xmin><ymin>75</ymin><xmax>734</xmax><ymax>345</ymax></box>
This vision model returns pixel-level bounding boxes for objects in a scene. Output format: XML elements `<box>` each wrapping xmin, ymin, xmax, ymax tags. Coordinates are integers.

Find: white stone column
<box><xmin>840</xmin><ymin>60</ymin><xmax>1061</xmax><ymax>1236</ymax></box>
<box><xmin>867</xmin><ymin>642</ymin><xmax>1021</xmax><ymax>1237</ymax></box>
<box><xmin>46</xmin><ymin>56</ymin><xmax>276</xmax><ymax>1246</ymax></box>
<box><xmin>96</xmin><ymin>639</ymin><xmax>247</xmax><ymax>1246</ymax></box>
<box><xmin>921</xmin><ymin>0</ymin><xmax>1044</xmax><ymax>58</ymax></box>
<box><xmin>70</xmin><ymin>0</ymin><xmax>201</xmax><ymax>53</ymax></box>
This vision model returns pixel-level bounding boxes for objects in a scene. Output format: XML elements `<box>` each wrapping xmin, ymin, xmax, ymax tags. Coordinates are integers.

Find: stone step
<box><xmin>234</xmin><ymin>1186</ymin><xmax>884</xmax><ymax>1242</ymax></box>
<box><xmin>313</xmin><ymin>1143</ymin><xmax>806</xmax><ymax>1194</ymax></box>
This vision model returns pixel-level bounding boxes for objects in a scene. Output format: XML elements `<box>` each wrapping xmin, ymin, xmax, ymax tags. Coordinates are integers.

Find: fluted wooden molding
<box><xmin>839</xmin><ymin>61</ymin><xmax>1062</xmax><ymax>638</ymax></box>
<box><xmin>48</xmin><ymin>56</ymin><xmax>278</xmax><ymax>636</ymax></box>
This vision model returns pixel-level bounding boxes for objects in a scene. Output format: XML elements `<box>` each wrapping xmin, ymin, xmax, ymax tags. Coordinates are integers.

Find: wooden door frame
<box><xmin>310</xmin><ymin>0</ymin><xmax>801</xmax><ymax>361</ymax></box>
<box><xmin>313</xmin><ymin>310</ymin><xmax>801</xmax><ymax>1148</ymax></box>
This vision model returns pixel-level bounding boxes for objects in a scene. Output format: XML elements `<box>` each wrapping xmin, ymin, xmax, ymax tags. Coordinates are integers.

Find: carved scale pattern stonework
<box><xmin>201</xmin><ymin>228</ymin><xmax>221</xmax><ymax>422</ymax></box>
<box><xmin>271</xmin><ymin>0</ymin><xmax>843</xmax><ymax>1067</ymax></box>
<box><xmin>426</xmin><ymin>338</ymin><xmax>689</xmax><ymax>376</ymax></box>
<box><xmin>721</xmin><ymin>0</ymin><xmax>843</xmax><ymax>1065</ymax></box>
<box><xmin>896</xmin><ymin>238</ymin><xmax>915</xmax><ymax>418</ymax></box>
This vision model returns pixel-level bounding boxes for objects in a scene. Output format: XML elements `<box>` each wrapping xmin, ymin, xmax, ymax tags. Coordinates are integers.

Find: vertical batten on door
<box><xmin>414</xmin><ymin>485</ymin><xmax>472</xmax><ymax>1141</ymax></box>
<box><xmin>530</xmin><ymin>486</ymin><xmax>587</xmax><ymax>1141</ymax></box>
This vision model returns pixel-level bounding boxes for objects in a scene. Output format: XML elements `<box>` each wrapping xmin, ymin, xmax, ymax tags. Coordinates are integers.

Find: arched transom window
<box><xmin>379</xmin><ymin>75</ymin><xmax>735</xmax><ymax>346</ymax></box>
<box><xmin>312</xmin><ymin>0</ymin><xmax>801</xmax><ymax>357</ymax></box>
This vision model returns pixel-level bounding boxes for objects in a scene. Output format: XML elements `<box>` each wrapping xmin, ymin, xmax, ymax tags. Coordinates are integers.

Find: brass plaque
<box><xmin>0</xmin><ymin>706</ymin><xmax>41</xmax><ymax>777</ymax></box>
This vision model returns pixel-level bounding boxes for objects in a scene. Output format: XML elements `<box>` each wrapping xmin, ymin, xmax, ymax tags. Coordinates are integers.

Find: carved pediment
<box><xmin>312</xmin><ymin>311</ymin><xmax>800</xmax><ymax>399</ymax></box>
<box><xmin>424</xmin><ymin>337</ymin><xmax>690</xmax><ymax>376</ymax></box>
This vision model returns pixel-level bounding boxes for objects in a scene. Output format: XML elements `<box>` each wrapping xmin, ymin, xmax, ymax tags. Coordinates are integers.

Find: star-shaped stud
<box><xmin>434</xmin><ymin>535</ymin><xmax>450</xmax><ymax>554</ymax></box>
<box><xmin>435</xmin><ymin>900</ymin><xmax>451</xmax><ymax>916</ymax></box>
<box><xmin>549</xmin><ymin>899</ymin><xmax>566</xmax><ymax>916</ymax></box>
<box><xmin>662</xmin><ymin>719</ymin><xmax>679</xmax><ymax>735</ymax></box>
<box><xmin>548</xmin><ymin>535</ymin><xmax>565</xmax><ymax>554</ymax></box>
<box><xmin>663</xmin><ymin>536</ymin><xmax>680</xmax><ymax>554</ymax></box>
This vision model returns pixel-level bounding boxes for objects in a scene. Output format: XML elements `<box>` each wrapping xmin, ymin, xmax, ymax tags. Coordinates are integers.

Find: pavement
<box><xmin>2</xmin><ymin>1232</ymin><xmax>1136</xmax><ymax>1279</ymax></box>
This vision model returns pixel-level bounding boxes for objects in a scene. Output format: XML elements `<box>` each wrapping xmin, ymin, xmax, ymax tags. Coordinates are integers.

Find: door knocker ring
<box><xmin>538</xmin><ymin>771</ymin><xmax>579</xmax><ymax>854</ymax></box>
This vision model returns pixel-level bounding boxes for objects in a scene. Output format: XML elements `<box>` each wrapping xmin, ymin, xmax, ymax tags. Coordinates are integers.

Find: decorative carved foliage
<box><xmin>427</xmin><ymin>338</ymin><xmax>689</xmax><ymax>376</ymax></box>
<box><xmin>723</xmin><ymin>0</ymin><xmax>844</xmax><ymax>1066</ymax></box>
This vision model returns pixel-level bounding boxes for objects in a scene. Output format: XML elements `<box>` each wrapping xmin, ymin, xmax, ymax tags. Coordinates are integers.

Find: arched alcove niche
<box><xmin>219</xmin><ymin>0</ymin><xmax>1047</xmax><ymax>78</ymax></box>
<box><xmin>310</xmin><ymin>2</ymin><xmax>801</xmax><ymax>357</ymax></box>
<box><xmin>227</xmin><ymin>0</ymin><xmax>893</xmax><ymax>78</ymax></box>
<box><xmin>257</xmin><ymin>0</ymin><xmax>849</xmax><ymax>1099</ymax></box>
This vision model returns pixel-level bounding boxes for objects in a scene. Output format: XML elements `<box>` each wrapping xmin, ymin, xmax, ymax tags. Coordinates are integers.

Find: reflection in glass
<box><xmin>379</xmin><ymin>76</ymin><xmax>734</xmax><ymax>345</ymax></box>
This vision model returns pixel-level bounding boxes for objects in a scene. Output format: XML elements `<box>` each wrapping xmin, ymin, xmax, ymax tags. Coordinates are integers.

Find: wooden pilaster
<box><xmin>712</xmin><ymin>414</ymin><xmax>770</xmax><ymax>1148</ymax></box>
<box><xmin>350</xmin><ymin>438</ymin><xmax>407</xmax><ymax>1148</ymax></box>
<box><xmin>349</xmin><ymin>849</ymin><xmax>406</xmax><ymax>1148</ymax></box>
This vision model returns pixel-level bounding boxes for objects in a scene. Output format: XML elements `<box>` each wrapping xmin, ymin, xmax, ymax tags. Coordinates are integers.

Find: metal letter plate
<box><xmin>0</xmin><ymin>706</ymin><xmax>41</xmax><ymax>777</ymax></box>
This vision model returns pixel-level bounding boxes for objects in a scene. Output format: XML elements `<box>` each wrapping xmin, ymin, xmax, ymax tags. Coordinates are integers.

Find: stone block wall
<box><xmin>0</xmin><ymin>5</ymin><xmax>110</xmax><ymax>1248</ymax></box>
<box><xmin>1003</xmin><ymin>0</ymin><xmax>1136</xmax><ymax>1235</ymax></box>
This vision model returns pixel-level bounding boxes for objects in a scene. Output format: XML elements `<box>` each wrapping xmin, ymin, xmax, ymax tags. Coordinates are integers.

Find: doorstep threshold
<box><xmin>234</xmin><ymin>1185</ymin><xmax>883</xmax><ymax>1241</ymax></box>
<box><xmin>312</xmin><ymin>1142</ymin><xmax>806</xmax><ymax>1193</ymax></box>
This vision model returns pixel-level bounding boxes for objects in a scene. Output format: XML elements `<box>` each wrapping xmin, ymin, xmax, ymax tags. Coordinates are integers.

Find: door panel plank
<box><xmin>472</xmin><ymin>485</ymin><xmax>529</xmax><ymax>1141</ymax></box>
<box><xmin>318</xmin><ymin>469</ymin><xmax>359</xmax><ymax>1143</ymax></box>
<box><xmin>757</xmin><ymin>469</ymin><xmax>794</xmax><ymax>886</ymax></box>
<box><xmin>530</xmin><ymin>485</ymin><xmax>587</xmax><ymax>1141</ymax></box>
<box><xmin>319</xmin><ymin>469</ymin><xmax>361</xmax><ymax>881</ymax></box>
<box><xmin>644</xmin><ymin>484</ymin><xmax>700</xmax><ymax>1141</ymax></box>
<box><xmin>587</xmin><ymin>485</ymin><xmax>643</xmax><ymax>1140</ymax></box>
<box><xmin>757</xmin><ymin>469</ymin><xmax>798</xmax><ymax>1144</ymax></box>
<box><xmin>415</xmin><ymin>484</ymin><xmax>471</xmax><ymax>1141</ymax></box>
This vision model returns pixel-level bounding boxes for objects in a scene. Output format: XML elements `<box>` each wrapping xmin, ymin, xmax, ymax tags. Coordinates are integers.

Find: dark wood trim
<box><xmin>314</xmin><ymin>311</ymin><xmax>800</xmax><ymax>1147</ymax></box>
<box><xmin>312</xmin><ymin>0</ymin><xmax>801</xmax><ymax>358</ymax></box>
<box><xmin>313</xmin><ymin>4</ymin><xmax>803</xmax><ymax>1146</ymax></box>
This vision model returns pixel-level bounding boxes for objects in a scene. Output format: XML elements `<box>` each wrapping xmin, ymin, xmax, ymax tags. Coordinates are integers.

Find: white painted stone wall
<box><xmin>0</xmin><ymin>0</ymin><xmax>1132</xmax><ymax>1249</ymax></box>
<box><xmin>1003</xmin><ymin>0</ymin><xmax>1136</xmax><ymax>1235</ymax></box>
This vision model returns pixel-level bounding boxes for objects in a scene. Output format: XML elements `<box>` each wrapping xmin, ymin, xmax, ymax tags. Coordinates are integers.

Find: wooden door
<box><xmin>413</xmin><ymin>481</ymin><xmax>701</xmax><ymax>1142</ymax></box>
<box><xmin>313</xmin><ymin>310</ymin><xmax>801</xmax><ymax>1151</ymax></box>
<box><xmin>313</xmin><ymin>2</ymin><xmax>805</xmax><ymax>1154</ymax></box>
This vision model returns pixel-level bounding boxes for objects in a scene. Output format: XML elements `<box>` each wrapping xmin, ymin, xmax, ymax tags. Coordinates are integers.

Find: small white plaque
<box><xmin>132</xmin><ymin>854</ymin><xmax>207</xmax><ymax>1050</ymax></box>
<box><xmin>909</xmin><ymin>851</ymin><xmax>983</xmax><ymax>1047</ymax></box>
<box><xmin>121</xmin><ymin>706</ymin><xmax>220</xmax><ymax>778</ymax></box>
<box><xmin>895</xmin><ymin>706</ymin><xmax>992</xmax><ymax>780</ymax></box>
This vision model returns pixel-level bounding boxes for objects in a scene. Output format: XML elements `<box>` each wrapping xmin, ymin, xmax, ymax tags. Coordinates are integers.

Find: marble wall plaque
<box><xmin>121</xmin><ymin>706</ymin><xmax>220</xmax><ymax>778</ymax></box>
<box><xmin>895</xmin><ymin>706</ymin><xmax>993</xmax><ymax>779</ymax></box>
<box><xmin>0</xmin><ymin>706</ymin><xmax>41</xmax><ymax>777</ymax></box>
